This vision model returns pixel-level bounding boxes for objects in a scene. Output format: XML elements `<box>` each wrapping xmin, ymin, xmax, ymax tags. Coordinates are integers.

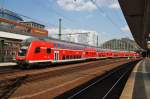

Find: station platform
<box><xmin>120</xmin><ymin>59</ymin><xmax>150</xmax><ymax>99</ymax></box>
<box><xmin>0</xmin><ymin>62</ymin><xmax>17</xmax><ymax>67</ymax></box>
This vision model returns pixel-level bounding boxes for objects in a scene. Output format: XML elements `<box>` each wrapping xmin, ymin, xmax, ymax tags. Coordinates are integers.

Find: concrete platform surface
<box><xmin>0</xmin><ymin>62</ymin><xmax>17</xmax><ymax>67</ymax></box>
<box><xmin>120</xmin><ymin>59</ymin><xmax>150</xmax><ymax>99</ymax></box>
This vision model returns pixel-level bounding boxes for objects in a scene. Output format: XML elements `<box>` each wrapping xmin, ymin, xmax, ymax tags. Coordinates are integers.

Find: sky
<box><xmin>0</xmin><ymin>0</ymin><xmax>133</xmax><ymax>42</ymax></box>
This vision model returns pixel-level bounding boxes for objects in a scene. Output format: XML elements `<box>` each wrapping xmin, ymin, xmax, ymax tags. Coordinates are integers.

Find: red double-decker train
<box><xmin>16</xmin><ymin>37</ymin><xmax>139</xmax><ymax>68</ymax></box>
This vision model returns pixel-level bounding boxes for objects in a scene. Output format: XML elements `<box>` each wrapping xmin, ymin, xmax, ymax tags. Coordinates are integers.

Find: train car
<box><xmin>16</xmin><ymin>37</ymin><xmax>96</xmax><ymax>68</ymax></box>
<box><xmin>84</xmin><ymin>47</ymin><xmax>97</xmax><ymax>59</ymax></box>
<box><xmin>97</xmin><ymin>49</ymin><xmax>111</xmax><ymax>58</ymax></box>
<box><xmin>16</xmin><ymin>37</ymin><xmax>140</xmax><ymax>69</ymax></box>
<box><xmin>134</xmin><ymin>53</ymin><xmax>140</xmax><ymax>58</ymax></box>
<box><xmin>97</xmin><ymin>48</ymin><xmax>105</xmax><ymax>58</ymax></box>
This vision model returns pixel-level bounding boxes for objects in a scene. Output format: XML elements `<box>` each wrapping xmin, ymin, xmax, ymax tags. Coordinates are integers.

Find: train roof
<box><xmin>23</xmin><ymin>37</ymin><xmax>137</xmax><ymax>53</ymax></box>
<box><xmin>23</xmin><ymin>37</ymin><xmax>96</xmax><ymax>48</ymax></box>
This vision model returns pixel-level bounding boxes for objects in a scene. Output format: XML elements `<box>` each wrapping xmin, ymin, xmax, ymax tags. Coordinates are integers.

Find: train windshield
<box><xmin>21</xmin><ymin>37</ymin><xmax>39</xmax><ymax>46</ymax></box>
<box><xmin>18</xmin><ymin>37</ymin><xmax>39</xmax><ymax>56</ymax></box>
<box><xmin>18</xmin><ymin>46</ymin><xmax>28</xmax><ymax>56</ymax></box>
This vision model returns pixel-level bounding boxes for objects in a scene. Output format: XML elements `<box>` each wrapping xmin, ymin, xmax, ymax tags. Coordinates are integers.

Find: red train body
<box><xmin>16</xmin><ymin>37</ymin><xmax>140</xmax><ymax>68</ymax></box>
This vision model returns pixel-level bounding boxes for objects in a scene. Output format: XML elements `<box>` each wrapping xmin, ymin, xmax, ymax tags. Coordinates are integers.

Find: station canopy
<box><xmin>119</xmin><ymin>0</ymin><xmax>150</xmax><ymax>49</ymax></box>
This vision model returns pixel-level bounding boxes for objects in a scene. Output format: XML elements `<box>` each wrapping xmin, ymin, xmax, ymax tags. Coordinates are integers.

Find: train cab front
<box><xmin>16</xmin><ymin>46</ymin><xmax>29</xmax><ymax>66</ymax></box>
<box><xmin>15</xmin><ymin>38</ymin><xmax>33</xmax><ymax>68</ymax></box>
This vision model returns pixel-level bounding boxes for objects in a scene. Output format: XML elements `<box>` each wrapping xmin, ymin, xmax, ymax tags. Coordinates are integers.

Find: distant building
<box><xmin>0</xmin><ymin>8</ymin><xmax>23</xmax><ymax>31</ymax></box>
<box><xmin>0</xmin><ymin>8</ymin><xmax>23</xmax><ymax>62</ymax></box>
<box><xmin>0</xmin><ymin>8</ymin><xmax>23</xmax><ymax>21</ymax></box>
<box><xmin>20</xmin><ymin>21</ymin><xmax>45</xmax><ymax>29</ymax></box>
<box><xmin>0</xmin><ymin>8</ymin><xmax>47</xmax><ymax>36</ymax></box>
<box><xmin>77</xmin><ymin>32</ymin><xmax>97</xmax><ymax>46</ymax></box>
<box><xmin>101</xmin><ymin>38</ymin><xmax>140</xmax><ymax>51</ymax></box>
<box><xmin>0</xmin><ymin>8</ymin><xmax>47</xmax><ymax>62</ymax></box>
<box><xmin>47</xmin><ymin>28</ymin><xmax>98</xmax><ymax>46</ymax></box>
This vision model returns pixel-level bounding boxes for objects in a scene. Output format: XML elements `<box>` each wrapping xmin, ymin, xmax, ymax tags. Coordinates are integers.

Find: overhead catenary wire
<box><xmin>110</xmin><ymin>0</ymin><xmax>123</xmax><ymax>23</ymax></box>
<box><xmin>1</xmin><ymin>0</ymin><xmax>133</xmax><ymax>49</ymax></box>
<box><xmin>72</xmin><ymin>0</ymin><xmax>129</xmax><ymax>44</ymax></box>
<box><xmin>76</xmin><ymin>0</ymin><xmax>131</xmax><ymax>47</ymax></box>
<box><xmin>90</xmin><ymin>0</ymin><xmax>132</xmax><ymax>38</ymax></box>
<box><xmin>32</xmin><ymin>0</ymin><xmax>102</xmax><ymax>46</ymax></box>
<box><xmin>18</xmin><ymin>13</ymin><xmax>58</xmax><ymax>28</ymax></box>
<box><xmin>110</xmin><ymin>0</ymin><xmax>134</xmax><ymax>39</ymax></box>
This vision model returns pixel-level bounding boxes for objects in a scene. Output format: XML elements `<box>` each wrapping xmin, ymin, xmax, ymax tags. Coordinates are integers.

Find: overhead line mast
<box><xmin>59</xmin><ymin>18</ymin><xmax>62</xmax><ymax>40</ymax></box>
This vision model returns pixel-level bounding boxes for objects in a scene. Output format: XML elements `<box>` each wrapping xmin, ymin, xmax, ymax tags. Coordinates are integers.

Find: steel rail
<box><xmin>66</xmin><ymin>60</ymin><xmax>136</xmax><ymax>99</ymax></box>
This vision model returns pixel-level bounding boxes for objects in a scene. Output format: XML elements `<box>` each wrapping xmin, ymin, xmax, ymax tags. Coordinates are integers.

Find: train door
<box><xmin>54</xmin><ymin>51</ymin><xmax>59</xmax><ymax>61</ymax></box>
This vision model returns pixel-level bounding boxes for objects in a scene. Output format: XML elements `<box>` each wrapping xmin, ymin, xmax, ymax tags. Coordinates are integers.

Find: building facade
<box><xmin>0</xmin><ymin>38</ymin><xmax>21</xmax><ymax>62</ymax></box>
<box><xmin>0</xmin><ymin>8</ymin><xmax>23</xmax><ymax>62</ymax></box>
<box><xmin>0</xmin><ymin>8</ymin><xmax>23</xmax><ymax>21</ymax></box>
<box><xmin>20</xmin><ymin>21</ymin><xmax>45</xmax><ymax>29</ymax></box>
<box><xmin>101</xmin><ymin>38</ymin><xmax>140</xmax><ymax>51</ymax></box>
<box><xmin>47</xmin><ymin>28</ymin><xmax>98</xmax><ymax>46</ymax></box>
<box><xmin>0</xmin><ymin>8</ymin><xmax>47</xmax><ymax>62</ymax></box>
<box><xmin>0</xmin><ymin>31</ymin><xmax>30</xmax><ymax>62</ymax></box>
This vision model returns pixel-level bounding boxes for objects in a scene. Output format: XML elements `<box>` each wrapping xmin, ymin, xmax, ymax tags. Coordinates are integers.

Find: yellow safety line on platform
<box><xmin>119</xmin><ymin>60</ymin><xmax>143</xmax><ymax>99</ymax></box>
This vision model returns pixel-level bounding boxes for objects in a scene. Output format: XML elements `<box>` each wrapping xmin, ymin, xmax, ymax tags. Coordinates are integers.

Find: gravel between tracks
<box><xmin>6</xmin><ymin>58</ymin><xmax>140</xmax><ymax>99</ymax></box>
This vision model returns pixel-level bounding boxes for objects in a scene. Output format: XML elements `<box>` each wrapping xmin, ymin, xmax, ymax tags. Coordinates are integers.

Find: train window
<box><xmin>66</xmin><ymin>56</ymin><xmax>67</xmax><ymax>59</ymax></box>
<box><xmin>67</xmin><ymin>56</ymin><xmax>69</xmax><ymax>59</ymax></box>
<box><xmin>47</xmin><ymin>48</ymin><xmax>51</xmax><ymax>54</ymax></box>
<box><xmin>62</xmin><ymin>56</ymin><xmax>65</xmax><ymax>60</ymax></box>
<box><xmin>35</xmin><ymin>47</ymin><xmax>40</xmax><ymax>53</ymax></box>
<box><xmin>54</xmin><ymin>43</ymin><xmax>57</xmax><ymax>48</ymax></box>
<box><xmin>86</xmin><ymin>52</ymin><xmax>88</xmax><ymax>54</ymax></box>
<box><xmin>18</xmin><ymin>48</ymin><xmax>27</xmax><ymax>56</ymax></box>
<box><xmin>76</xmin><ymin>56</ymin><xmax>78</xmax><ymax>59</ymax></box>
<box><xmin>58</xmin><ymin>44</ymin><xmax>60</xmax><ymax>48</ymax></box>
<box><xmin>65</xmin><ymin>56</ymin><xmax>66</xmax><ymax>59</ymax></box>
<box><xmin>22</xmin><ymin>37</ymin><xmax>38</xmax><ymax>46</ymax></box>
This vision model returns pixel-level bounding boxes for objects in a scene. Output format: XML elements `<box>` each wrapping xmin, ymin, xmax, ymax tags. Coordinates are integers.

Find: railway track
<box><xmin>0</xmin><ymin>58</ymin><xmax>141</xmax><ymax>99</ymax></box>
<box><xmin>0</xmin><ymin>58</ymin><xmax>126</xmax><ymax>80</ymax></box>
<box><xmin>55</xmin><ymin>60</ymin><xmax>139</xmax><ymax>99</ymax></box>
<box><xmin>0</xmin><ymin>76</ymin><xmax>27</xmax><ymax>99</ymax></box>
<box><xmin>0</xmin><ymin>58</ymin><xmax>109</xmax><ymax>75</ymax></box>
<box><xmin>0</xmin><ymin>66</ymin><xmax>19</xmax><ymax>74</ymax></box>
